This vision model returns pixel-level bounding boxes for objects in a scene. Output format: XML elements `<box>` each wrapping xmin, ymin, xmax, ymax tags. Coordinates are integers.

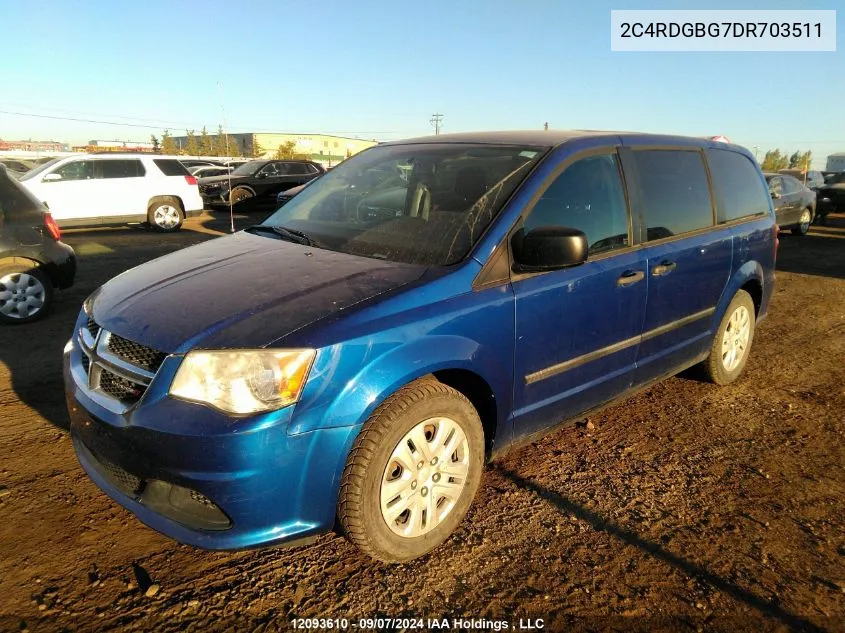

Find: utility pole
<box><xmin>753</xmin><ymin>145</ymin><xmax>760</xmax><ymax>162</ymax></box>
<box><xmin>430</xmin><ymin>113</ymin><xmax>444</xmax><ymax>135</ymax></box>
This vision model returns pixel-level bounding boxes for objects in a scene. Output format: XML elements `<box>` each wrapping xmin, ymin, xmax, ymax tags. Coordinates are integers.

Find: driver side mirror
<box><xmin>770</xmin><ymin>190</ymin><xmax>781</xmax><ymax>200</ymax></box>
<box><xmin>511</xmin><ymin>226</ymin><xmax>588</xmax><ymax>273</ymax></box>
<box><xmin>43</xmin><ymin>173</ymin><xmax>63</xmax><ymax>182</ymax></box>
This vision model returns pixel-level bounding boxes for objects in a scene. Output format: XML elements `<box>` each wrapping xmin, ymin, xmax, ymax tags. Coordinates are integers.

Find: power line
<box><xmin>0</xmin><ymin>110</ymin><xmax>411</xmax><ymax>138</ymax></box>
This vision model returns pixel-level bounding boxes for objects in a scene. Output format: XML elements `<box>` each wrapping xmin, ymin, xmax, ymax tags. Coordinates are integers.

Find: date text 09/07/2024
<box><xmin>290</xmin><ymin>617</ymin><xmax>545</xmax><ymax>630</ymax></box>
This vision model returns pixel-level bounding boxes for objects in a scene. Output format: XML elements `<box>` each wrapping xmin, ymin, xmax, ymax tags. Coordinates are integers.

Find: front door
<box><xmin>29</xmin><ymin>159</ymin><xmax>97</xmax><ymax>223</ymax></box>
<box><xmin>512</xmin><ymin>151</ymin><xmax>647</xmax><ymax>438</ymax></box>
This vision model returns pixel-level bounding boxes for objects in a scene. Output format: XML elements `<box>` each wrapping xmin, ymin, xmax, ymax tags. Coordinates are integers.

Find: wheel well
<box><xmin>0</xmin><ymin>256</ymin><xmax>54</xmax><ymax>287</ymax></box>
<box><xmin>741</xmin><ymin>279</ymin><xmax>763</xmax><ymax>317</ymax></box>
<box><xmin>432</xmin><ymin>369</ymin><xmax>497</xmax><ymax>456</ymax></box>
<box><xmin>232</xmin><ymin>185</ymin><xmax>255</xmax><ymax>194</ymax></box>
<box><xmin>147</xmin><ymin>196</ymin><xmax>185</xmax><ymax>213</ymax></box>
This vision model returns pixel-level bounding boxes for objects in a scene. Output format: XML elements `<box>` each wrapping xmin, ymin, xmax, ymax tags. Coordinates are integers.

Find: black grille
<box><xmin>107</xmin><ymin>335</ymin><xmax>166</xmax><ymax>373</ymax></box>
<box><xmin>81</xmin><ymin>353</ymin><xmax>90</xmax><ymax>373</ymax></box>
<box><xmin>86</xmin><ymin>317</ymin><xmax>100</xmax><ymax>339</ymax></box>
<box><xmin>96</xmin><ymin>454</ymin><xmax>142</xmax><ymax>495</ymax></box>
<box><xmin>99</xmin><ymin>369</ymin><xmax>145</xmax><ymax>402</ymax></box>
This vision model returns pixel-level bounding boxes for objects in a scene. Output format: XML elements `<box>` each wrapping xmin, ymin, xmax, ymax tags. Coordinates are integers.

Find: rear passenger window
<box><xmin>286</xmin><ymin>163</ymin><xmax>310</xmax><ymax>175</ymax></box>
<box><xmin>98</xmin><ymin>160</ymin><xmax>145</xmax><ymax>179</ymax></box>
<box><xmin>524</xmin><ymin>153</ymin><xmax>630</xmax><ymax>256</ymax></box>
<box><xmin>632</xmin><ymin>150</ymin><xmax>713</xmax><ymax>240</ymax></box>
<box><xmin>707</xmin><ymin>149</ymin><xmax>770</xmax><ymax>223</ymax></box>
<box><xmin>153</xmin><ymin>159</ymin><xmax>190</xmax><ymax>176</ymax></box>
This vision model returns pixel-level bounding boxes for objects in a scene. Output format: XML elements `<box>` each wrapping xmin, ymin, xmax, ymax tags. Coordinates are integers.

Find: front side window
<box><xmin>522</xmin><ymin>153</ymin><xmax>630</xmax><ymax>256</ymax></box>
<box><xmin>258</xmin><ymin>163</ymin><xmax>282</xmax><ymax>177</ymax></box>
<box><xmin>259</xmin><ymin>143</ymin><xmax>546</xmax><ymax>266</ymax></box>
<box><xmin>632</xmin><ymin>150</ymin><xmax>713</xmax><ymax>240</ymax></box>
<box><xmin>50</xmin><ymin>160</ymin><xmax>94</xmax><ymax>182</ymax></box>
<box><xmin>781</xmin><ymin>176</ymin><xmax>801</xmax><ymax>194</ymax></box>
<box><xmin>769</xmin><ymin>176</ymin><xmax>783</xmax><ymax>196</ymax></box>
<box><xmin>706</xmin><ymin>149</ymin><xmax>770</xmax><ymax>223</ymax></box>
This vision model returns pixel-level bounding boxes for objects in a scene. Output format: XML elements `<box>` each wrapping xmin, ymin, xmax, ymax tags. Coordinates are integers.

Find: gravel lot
<box><xmin>1</xmin><ymin>211</ymin><xmax>843</xmax><ymax>632</ymax></box>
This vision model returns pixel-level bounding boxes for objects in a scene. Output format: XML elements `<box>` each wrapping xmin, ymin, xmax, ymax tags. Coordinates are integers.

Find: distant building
<box><xmin>0</xmin><ymin>139</ymin><xmax>65</xmax><ymax>152</ymax></box>
<box><xmin>169</xmin><ymin>132</ymin><xmax>378</xmax><ymax>165</ymax></box>
<box><xmin>82</xmin><ymin>139</ymin><xmax>155</xmax><ymax>152</ymax></box>
<box><xmin>826</xmin><ymin>153</ymin><xmax>845</xmax><ymax>172</ymax></box>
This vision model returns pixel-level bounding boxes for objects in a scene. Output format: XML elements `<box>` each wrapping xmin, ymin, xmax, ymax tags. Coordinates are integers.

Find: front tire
<box><xmin>0</xmin><ymin>264</ymin><xmax>53</xmax><ymax>324</ymax></box>
<box><xmin>701</xmin><ymin>290</ymin><xmax>756</xmax><ymax>385</ymax></box>
<box><xmin>792</xmin><ymin>208</ymin><xmax>812</xmax><ymax>236</ymax></box>
<box><xmin>338</xmin><ymin>379</ymin><xmax>485</xmax><ymax>563</ymax></box>
<box><xmin>230</xmin><ymin>187</ymin><xmax>254</xmax><ymax>205</ymax></box>
<box><xmin>147</xmin><ymin>197</ymin><xmax>184</xmax><ymax>232</ymax></box>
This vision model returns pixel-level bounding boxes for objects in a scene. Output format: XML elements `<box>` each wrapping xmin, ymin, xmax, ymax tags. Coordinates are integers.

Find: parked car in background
<box><xmin>764</xmin><ymin>173</ymin><xmax>816</xmax><ymax>235</ymax></box>
<box><xmin>189</xmin><ymin>165</ymin><xmax>232</xmax><ymax>179</ymax></box>
<box><xmin>815</xmin><ymin>171</ymin><xmax>845</xmax><ymax>222</ymax></box>
<box><xmin>0</xmin><ymin>165</ymin><xmax>76</xmax><ymax>323</ymax></box>
<box><xmin>179</xmin><ymin>159</ymin><xmax>224</xmax><ymax>170</ymax></box>
<box><xmin>777</xmin><ymin>169</ymin><xmax>825</xmax><ymax>190</ymax></box>
<box><xmin>199</xmin><ymin>159</ymin><xmax>324</xmax><ymax>211</ymax></box>
<box><xmin>0</xmin><ymin>158</ymin><xmax>36</xmax><ymax>179</ymax></box>
<box><xmin>275</xmin><ymin>175</ymin><xmax>323</xmax><ymax>207</ymax></box>
<box><xmin>66</xmin><ymin>131</ymin><xmax>776</xmax><ymax>562</ymax></box>
<box><xmin>18</xmin><ymin>155</ymin><xmax>203</xmax><ymax>232</ymax></box>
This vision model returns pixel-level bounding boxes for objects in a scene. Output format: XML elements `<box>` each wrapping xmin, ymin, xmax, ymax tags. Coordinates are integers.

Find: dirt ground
<box><xmin>1</xmin><ymin>211</ymin><xmax>843</xmax><ymax>633</ymax></box>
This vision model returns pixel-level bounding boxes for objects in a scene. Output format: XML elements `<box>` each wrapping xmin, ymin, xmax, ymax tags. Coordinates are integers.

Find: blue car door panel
<box><xmin>510</xmin><ymin>150</ymin><xmax>647</xmax><ymax>438</ymax></box>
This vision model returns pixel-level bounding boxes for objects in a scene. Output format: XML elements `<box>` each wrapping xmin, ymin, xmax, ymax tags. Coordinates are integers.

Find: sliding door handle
<box><xmin>617</xmin><ymin>270</ymin><xmax>645</xmax><ymax>287</ymax></box>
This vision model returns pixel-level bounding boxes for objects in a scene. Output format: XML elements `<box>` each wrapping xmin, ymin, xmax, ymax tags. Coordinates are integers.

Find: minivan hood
<box><xmin>90</xmin><ymin>231</ymin><xmax>426</xmax><ymax>353</ymax></box>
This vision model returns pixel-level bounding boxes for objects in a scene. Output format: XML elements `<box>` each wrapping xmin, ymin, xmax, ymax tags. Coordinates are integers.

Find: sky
<box><xmin>1</xmin><ymin>0</ymin><xmax>842</xmax><ymax>168</ymax></box>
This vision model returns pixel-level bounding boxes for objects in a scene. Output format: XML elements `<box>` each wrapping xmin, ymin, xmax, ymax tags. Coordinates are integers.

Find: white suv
<box><xmin>18</xmin><ymin>154</ymin><xmax>204</xmax><ymax>232</ymax></box>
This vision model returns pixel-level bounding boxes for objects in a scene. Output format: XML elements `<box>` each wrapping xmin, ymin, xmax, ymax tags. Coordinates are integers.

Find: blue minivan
<box><xmin>64</xmin><ymin>131</ymin><xmax>777</xmax><ymax>562</ymax></box>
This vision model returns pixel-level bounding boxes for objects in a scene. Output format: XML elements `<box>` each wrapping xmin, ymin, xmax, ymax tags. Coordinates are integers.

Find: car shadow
<box><xmin>776</xmin><ymin>213</ymin><xmax>845</xmax><ymax>280</ymax></box>
<box><xmin>495</xmin><ymin>464</ymin><xmax>829</xmax><ymax>632</ymax></box>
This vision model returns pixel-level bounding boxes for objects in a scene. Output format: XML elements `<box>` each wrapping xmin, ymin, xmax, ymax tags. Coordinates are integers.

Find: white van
<box><xmin>19</xmin><ymin>154</ymin><xmax>204</xmax><ymax>232</ymax></box>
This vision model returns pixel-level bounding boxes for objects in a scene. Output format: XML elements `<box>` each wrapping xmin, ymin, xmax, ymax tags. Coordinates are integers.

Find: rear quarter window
<box><xmin>153</xmin><ymin>159</ymin><xmax>190</xmax><ymax>176</ymax></box>
<box><xmin>706</xmin><ymin>149</ymin><xmax>771</xmax><ymax>223</ymax></box>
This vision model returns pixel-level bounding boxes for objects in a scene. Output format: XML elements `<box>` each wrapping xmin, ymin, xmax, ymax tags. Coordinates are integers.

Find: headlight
<box><xmin>170</xmin><ymin>349</ymin><xmax>315</xmax><ymax>415</ymax></box>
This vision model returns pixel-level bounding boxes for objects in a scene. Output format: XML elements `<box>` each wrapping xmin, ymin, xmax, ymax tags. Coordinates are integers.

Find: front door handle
<box><xmin>617</xmin><ymin>270</ymin><xmax>645</xmax><ymax>287</ymax></box>
<box><xmin>652</xmin><ymin>260</ymin><xmax>677</xmax><ymax>276</ymax></box>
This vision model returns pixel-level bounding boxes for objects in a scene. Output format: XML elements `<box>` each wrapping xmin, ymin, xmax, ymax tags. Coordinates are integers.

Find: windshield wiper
<box><xmin>244</xmin><ymin>224</ymin><xmax>319</xmax><ymax>246</ymax></box>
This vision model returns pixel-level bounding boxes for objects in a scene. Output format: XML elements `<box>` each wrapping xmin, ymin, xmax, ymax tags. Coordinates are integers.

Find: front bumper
<box><xmin>63</xmin><ymin>317</ymin><xmax>359</xmax><ymax>550</ymax></box>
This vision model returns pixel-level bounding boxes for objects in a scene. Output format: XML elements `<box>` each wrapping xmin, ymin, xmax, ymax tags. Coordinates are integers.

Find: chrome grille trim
<box><xmin>75</xmin><ymin>318</ymin><xmax>168</xmax><ymax>413</ymax></box>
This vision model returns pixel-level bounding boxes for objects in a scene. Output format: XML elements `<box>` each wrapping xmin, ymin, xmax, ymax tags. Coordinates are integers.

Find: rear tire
<box><xmin>0</xmin><ymin>263</ymin><xmax>53</xmax><ymax>324</ymax></box>
<box><xmin>338</xmin><ymin>379</ymin><xmax>485</xmax><ymax>563</ymax></box>
<box><xmin>792</xmin><ymin>208</ymin><xmax>812</xmax><ymax>236</ymax></box>
<box><xmin>701</xmin><ymin>290</ymin><xmax>756</xmax><ymax>385</ymax></box>
<box><xmin>147</xmin><ymin>197</ymin><xmax>184</xmax><ymax>232</ymax></box>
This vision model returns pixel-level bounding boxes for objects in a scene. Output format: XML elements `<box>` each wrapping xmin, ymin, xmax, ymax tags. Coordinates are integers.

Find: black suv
<box><xmin>0</xmin><ymin>165</ymin><xmax>76</xmax><ymax>323</ymax></box>
<box><xmin>199</xmin><ymin>159</ymin><xmax>325</xmax><ymax>211</ymax></box>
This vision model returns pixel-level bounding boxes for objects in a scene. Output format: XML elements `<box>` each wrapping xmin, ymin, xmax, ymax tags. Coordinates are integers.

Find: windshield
<box><xmin>259</xmin><ymin>143</ymin><xmax>545</xmax><ymax>266</ymax></box>
<box><xmin>18</xmin><ymin>157</ymin><xmax>63</xmax><ymax>182</ymax></box>
<box><xmin>230</xmin><ymin>161</ymin><xmax>264</xmax><ymax>177</ymax></box>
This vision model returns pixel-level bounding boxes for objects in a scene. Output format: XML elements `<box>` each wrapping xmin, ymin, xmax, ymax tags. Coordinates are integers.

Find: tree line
<box><xmin>760</xmin><ymin>149</ymin><xmax>813</xmax><ymax>172</ymax></box>
<box><xmin>150</xmin><ymin>128</ymin><xmax>311</xmax><ymax>161</ymax></box>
